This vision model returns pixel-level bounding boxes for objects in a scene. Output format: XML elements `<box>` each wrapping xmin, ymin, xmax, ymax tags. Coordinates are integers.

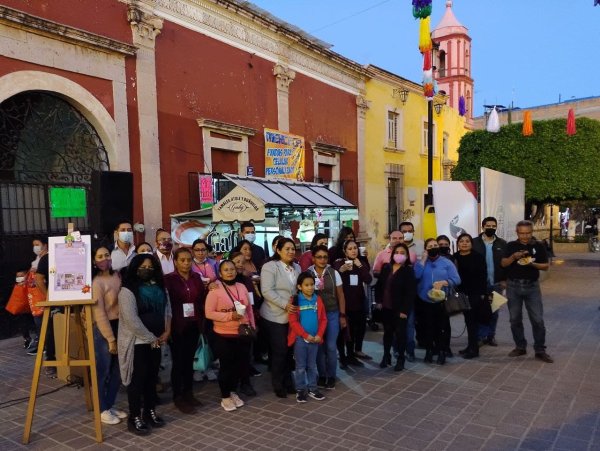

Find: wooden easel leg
<box><xmin>75</xmin><ymin>307</ymin><xmax>93</xmax><ymax>411</ymax></box>
<box><xmin>83</xmin><ymin>304</ymin><xmax>103</xmax><ymax>443</ymax></box>
<box><xmin>22</xmin><ymin>308</ymin><xmax>50</xmax><ymax>444</ymax></box>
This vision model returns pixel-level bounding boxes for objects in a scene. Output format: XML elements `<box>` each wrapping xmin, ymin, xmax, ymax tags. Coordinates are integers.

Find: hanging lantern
<box><xmin>458</xmin><ymin>96</ymin><xmax>466</xmax><ymax>116</ymax></box>
<box><xmin>522</xmin><ymin>111</ymin><xmax>533</xmax><ymax>136</ymax></box>
<box><xmin>418</xmin><ymin>16</ymin><xmax>432</xmax><ymax>53</ymax></box>
<box><xmin>567</xmin><ymin>108</ymin><xmax>577</xmax><ymax>136</ymax></box>
<box><xmin>487</xmin><ymin>107</ymin><xmax>500</xmax><ymax>133</ymax></box>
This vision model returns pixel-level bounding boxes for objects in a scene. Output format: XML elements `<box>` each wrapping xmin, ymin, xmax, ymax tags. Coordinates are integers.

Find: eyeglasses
<box><xmin>193</xmin><ymin>248</ymin><xmax>207</xmax><ymax>252</ymax></box>
<box><xmin>314</xmin><ymin>255</ymin><xmax>328</xmax><ymax>259</ymax></box>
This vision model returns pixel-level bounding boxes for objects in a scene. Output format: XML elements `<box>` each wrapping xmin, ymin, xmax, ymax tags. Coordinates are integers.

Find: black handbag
<box><xmin>444</xmin><ymin>287</ymin><xmax>471</xmax><ymax>316</ymax></box>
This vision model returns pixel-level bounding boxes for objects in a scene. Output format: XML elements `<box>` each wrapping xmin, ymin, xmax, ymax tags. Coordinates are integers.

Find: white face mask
<box><xmin>33</xmin><ymin>245</ymin><xmax>42</xmax><ymax>255</ymax></box>
<box><xmin>403</xmin><ymin>232</ymin><xmax>414</xmax><ymax>242</ymax></box>
<box><xmin>16</xmin><ymin>276</ymin><xmax>25</xmax><ymax>283</ymax></box>
<box><xmin>118</xmin><ymin>231</ymin><xmax>133</xmax><ymax>244</ymax></box>
<box><xmin>244</xmin><ymin>233</ymin><xmax>256</xmax><ymax>243</ymax></box>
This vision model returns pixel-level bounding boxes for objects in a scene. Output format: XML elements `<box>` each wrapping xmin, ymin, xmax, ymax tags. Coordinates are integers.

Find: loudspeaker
<box><xmin>90</xmin><ymin>171</ymin><xmax>133</xmax><ymax>239</ymax></box>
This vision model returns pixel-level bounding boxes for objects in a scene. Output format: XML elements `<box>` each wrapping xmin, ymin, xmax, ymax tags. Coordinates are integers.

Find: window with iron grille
<box><xmin>387</xmin><ymin>111</ymin><xmax>399</xmax><ymax>148</ymax></box>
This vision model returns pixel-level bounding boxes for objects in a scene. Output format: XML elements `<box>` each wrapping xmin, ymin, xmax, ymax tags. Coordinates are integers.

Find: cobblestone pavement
<box><xmin>1</xmin><ymin>253</ymin><xmax>599</xmax><ymax>450</ymax></box>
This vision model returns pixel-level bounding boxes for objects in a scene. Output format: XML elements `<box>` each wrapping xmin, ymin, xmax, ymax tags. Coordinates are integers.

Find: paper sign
<box><xmin>183</xmin><ymin>303</ymin><xmax>195</xmax><ymax>318</ymax></box>
<box><xmin>491</xmin><ymin>291</ymin><xmax>508</xmax><ymax>313</ymax></box>
<box><xmin>48</xmin><ymin>235</ymin><xmax>92</xmax><ymax>301</ymax></box>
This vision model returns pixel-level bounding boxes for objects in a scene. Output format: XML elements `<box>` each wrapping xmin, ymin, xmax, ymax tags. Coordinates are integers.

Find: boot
<box><xmin>379</xmin><ymin>353</ymin><xmax>391</xmax><ymax>368</ymax></box>
<box><xmin>436</xmin><ymin>350</ymin><xmax>446</xmax><ymax>365</ymax></box>
<box><xmin>127</xmin><ymin>415</ymin><xmax>150</xmax><ymax>435</ymax></box>
<box><xmin>424</xmin><ymin>349</ymin><xmax>434</xmax><ymax>363</ymax></box>
<box><xmin>184</xmin><ymin>391</ymin><xmax>203</xmax><ymax>407</ymax></box>
<box><xmin>462</xmin><ymin>348</ymin><xmax>479</xmax><ymax>359</ymax></box>
<box><xmin>394</xmin><ymin>358</ymin><xmax>405</xmax><ymax>372</ymax></box>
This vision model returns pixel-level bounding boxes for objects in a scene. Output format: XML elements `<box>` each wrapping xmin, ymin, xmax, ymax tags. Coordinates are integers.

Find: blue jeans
<box><xmin>294</xmin><ymin>337</ymin><xmax>318</xmax><ymax>392</ymax></box>
<box><xmin>93</xmin><ymin>327</ymin><xmax>121</xmax><ymax>412</ymax></box>
<box><xmin>317</xmin><ymin>311</ymin><xmax>340</xmax><ymax>379</ymax></box>
<box><xmin>478</xmin><ymin>311</ymin><xmax>499</xmax><ymax>340</ymax></box>
<box><xmin>405</xmin><ymin>309</ymin><xmax>415</xmax><ymax>355</ymax></box>
<box><xmin>506</xmin><ymin>279</ymin><xmax>546</xmax><ymax>352</ymax></box>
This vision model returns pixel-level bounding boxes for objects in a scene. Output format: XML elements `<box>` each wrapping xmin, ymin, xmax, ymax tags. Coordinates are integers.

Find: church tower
<box><xmin>432</xmin><ymin>1</ymin><xmax>474</xmax><ymax>127</ymax></box>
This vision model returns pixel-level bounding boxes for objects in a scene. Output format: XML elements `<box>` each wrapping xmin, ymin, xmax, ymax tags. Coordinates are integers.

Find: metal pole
<box><xmin>426</xmin><ymin>98</ymin><xmax>433</xmax><ymax>207</ymax></box>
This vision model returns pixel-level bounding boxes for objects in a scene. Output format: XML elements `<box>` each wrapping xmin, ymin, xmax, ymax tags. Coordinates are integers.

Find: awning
<box><xmin>221</xmin><ymin>173</ymin><xmax>355</xmax><ymax>209</ymax></box>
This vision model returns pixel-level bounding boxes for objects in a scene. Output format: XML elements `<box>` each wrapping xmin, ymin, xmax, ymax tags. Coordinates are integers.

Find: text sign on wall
<box><xmin>264</xmin><ymin>128</ymin><xmax>305</xmax><ymax>180</ymax></box>
<box><xmin>49</xmin><ymin>187</ymin><xmax>87</xmax><ymax>218</ymax></box>
<box><xmin>199</xmin><ymin>174</ymin><xmax>213</xmax><ymax>209</ymax></box>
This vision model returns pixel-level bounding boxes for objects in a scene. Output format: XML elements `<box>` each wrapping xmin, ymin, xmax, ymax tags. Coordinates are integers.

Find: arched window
<box><xmin>439</xmin><ymin>50</ymin><xmax>446</xmax><ymax>78</ymax></box>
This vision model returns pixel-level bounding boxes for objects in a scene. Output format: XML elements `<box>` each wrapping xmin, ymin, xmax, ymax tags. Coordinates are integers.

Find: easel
<box><xmin>23</xmin><ymin>300</ymin><xmax>102</xmax><ymax>443</ymax></box>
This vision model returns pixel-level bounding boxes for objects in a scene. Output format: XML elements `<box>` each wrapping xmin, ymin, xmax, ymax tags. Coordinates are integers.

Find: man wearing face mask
<box><xmin>472</xmin><ymin>217</ymin><xmax>507</xmax><ymax>347</ymax></box>
<box><xmin>239</xmin><ymin>222</ymin><xmax>266</xmax><ymax>270</ymax></box>
<box><xmin>399</xmin><ymin>222</ymin><xmax>424</xmax><ymax>259</ymax></box>
<box><xmin>112</xmin><ymin>221</ymin><xmax>136</xmax><ymax>271</ymax></box>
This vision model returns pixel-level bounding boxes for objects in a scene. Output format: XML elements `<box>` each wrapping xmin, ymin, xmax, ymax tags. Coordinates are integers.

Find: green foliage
<box><xmin>452</xmin><ymin>118</ymin><xmax>600</xmax><ymax>202</ymax></box>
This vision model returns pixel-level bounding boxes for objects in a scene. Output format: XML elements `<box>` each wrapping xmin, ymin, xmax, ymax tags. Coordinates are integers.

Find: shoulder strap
<box><xmin>222</xmin><ymin>283</ymin><xmax>237</xmax><ymax>308</ymax></box>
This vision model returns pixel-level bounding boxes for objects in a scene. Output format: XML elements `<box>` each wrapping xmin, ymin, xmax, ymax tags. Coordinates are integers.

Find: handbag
<box><xmin>26</xmin><ymin>272</ymin><xmax>45</xmax><ymax>317</ymax></box>
<box><xmin>5</xmin><ymin>283</ymin><xmax>30</xmax><ymax>315</ymax></box>
<box><xmin>444</xmin><ymin>286</ymin><xmax>471</xmax><ymax>316</ymax></box>
<box><xmin>193</xmin><ymin>334</ymin><xmax>213</xmax><ymax>372</ymax></box>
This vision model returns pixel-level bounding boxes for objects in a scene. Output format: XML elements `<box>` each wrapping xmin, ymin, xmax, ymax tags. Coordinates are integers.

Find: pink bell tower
<box><xmin>432</xmin><ymin>1</ymin><xmax>474</xmax><ymax>127</ymax></box>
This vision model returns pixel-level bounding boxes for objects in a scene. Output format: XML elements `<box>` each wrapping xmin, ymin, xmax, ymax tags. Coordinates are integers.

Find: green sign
<box><xmin>49</xmin><ymin>187</ymin><xmax>87</xmax><ymax>218</ymax></box>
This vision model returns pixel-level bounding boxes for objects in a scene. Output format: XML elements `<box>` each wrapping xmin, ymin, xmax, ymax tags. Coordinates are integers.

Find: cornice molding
<box><xmin>148</xmin><ymin>0</ymin><xmax>365</xmax><ymax>92</ymax></box>
<box><xmin>311</xmin><ymin>141</ymin><xmax>346</xmax><ymax>155</ymax></box>
<box><xmin>197</xmin><ymin>118</ymin><xmax>257</xmax><ymax>137</ymax></box>
<box><xmin>0</xmin><ymin>5</ymin><xmax>136</xmax><ymax>55</ymax></box>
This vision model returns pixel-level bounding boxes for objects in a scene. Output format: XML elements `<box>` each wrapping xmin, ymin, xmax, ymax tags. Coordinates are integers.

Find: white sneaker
<box><xmin>221</xmin><ymin>397</ymin><xmax>237</xmax><ymax>412</ymax></box>
<box><xmin>193</xmin><ymin>370</ymin><xmax>204</xmax><ymax>382</ymax></box>
<box><xmin>100</xmin><ymin>409</ymin><xmax>121</xmax><ymax>425</ymax></box>
<box><xmin>206</xmin><ymin>369</ymin><xmax>218</xmax><ymax>381</ymax></box>
<box><xmin>110</xmin><ymin>408</ymin><xmax>128</xmax><ymax>419</ymax></box>
<box><xmin>230</xmin><ymin>392</ymin><xmax>244</xmax><ymax>408</ymax></box>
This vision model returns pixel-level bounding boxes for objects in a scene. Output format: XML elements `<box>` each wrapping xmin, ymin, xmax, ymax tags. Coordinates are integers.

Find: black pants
<box><xmin>170</xmin><ymin>325</ymin><xmax>200</xmax><ymax>399</ymax></box>
<box><xmin>261</xmin><ymin>318</ymin><xmax>294</xmax><ymax>392</ymax></box>
<box><xmin>16</xmin><ymin>314</ymin><xmax>34</xmax><ymax>340</ymax></box>
<box><xmin>414</xmin><ymin>298</ymin><xmax>426</xmax><ymax>347</ymax></box>
<box><xmin>212</xmin><ymin>334</ymin><xmax>251</xmax><ymax>398</ymax></box>
<box><xmin>420</xmin><ymin>299</ymin><xmax>448</xmax><ymax>352</ymax></box>
<box><xmin>382</xmin><ymin>309</ymin><xmax>408</xmax><ymax>361</ymax></box>
<box><xmin>348</xmin><ymin>310</ymin><xmax>366</xmax><ymax>353</ymax></box>
<box><xmin>127</xmin><ymin>344</ymin><xmax>161</xmax><ymax>417</ymax></box>
<box><xmin>34</xmin><ymin>314</ymin><xmax>56</xmax><ymax>360</ymax></box>
<box><xmin>464</xmin><ymin>294</ymin><xmax>482</xmax><ymax>352</ymax></box>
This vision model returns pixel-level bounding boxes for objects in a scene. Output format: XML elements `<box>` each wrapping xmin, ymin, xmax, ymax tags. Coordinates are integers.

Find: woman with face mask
<box><xmin>414</xmin><ymin>238</ymin><xmax>461</xmax><ymax>365</ymax></box>
<box><xmin>91</xmin><ymin>246</ymin><xmax>126</xmax><ymax>425</ymax></box>
<box><xmin>118</xmin><ymin>254</ymin><xmax>172</xmax><ymax>435</ymax></box>
<box><xmin>374</xmin><ymin>243</ymin><xmax>417</xmax><ymax>371</ymax></box>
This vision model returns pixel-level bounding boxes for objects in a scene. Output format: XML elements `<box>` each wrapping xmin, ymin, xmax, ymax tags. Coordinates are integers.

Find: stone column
<box><xmin>127</xmin><ymin>4</ymin><xmax>163</xmax><ymax>242</ymax></box>
<box><xmin>356</xmin><ymin>95</ymin><xmax>371</xmax><ymax>246</ymax></box>
<box><xmin>273</xmin><ymin>63</ymin><xmax>295</xmax><ymax>132</ymax></box>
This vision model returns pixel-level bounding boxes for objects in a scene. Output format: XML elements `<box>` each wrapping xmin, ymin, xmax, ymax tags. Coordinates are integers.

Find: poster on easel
<box><xmin>48</xmin><ymin>234</ymin><xmax>92</xmax><ymax>301</ymax></box>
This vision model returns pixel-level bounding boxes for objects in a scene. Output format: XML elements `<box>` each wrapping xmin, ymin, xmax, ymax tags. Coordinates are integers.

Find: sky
<box><xmin>249</xmin><ymin>0</ymin><xmax>600</xmax><ymax>116</ymax></box>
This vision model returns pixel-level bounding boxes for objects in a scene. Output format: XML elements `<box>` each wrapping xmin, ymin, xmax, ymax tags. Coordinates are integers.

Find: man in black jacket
<box><xmin>472</xmin><ymin>216</ymin><xmax>507</xmax><ymax>347</ymax></box>
<box><xmin>239</xmin><ymin>221</ymin><xmax>266</xmax><ymax>270</ymax></box>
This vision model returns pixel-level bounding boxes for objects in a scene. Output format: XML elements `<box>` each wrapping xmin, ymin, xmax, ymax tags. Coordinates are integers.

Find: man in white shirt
<box><xmin>111</xmin><ymin>221</ymin><xmax>136</xmax><ymax>271</ymax></box>
<box><xmin>399</xmin><ymin>221</ymin><xmax>424</xmax><ymax>258</ymax></box>
<box><xmin>155</xmin><ymin>228</ymin><xmax>175</xmax><ymax>275</ymax></box>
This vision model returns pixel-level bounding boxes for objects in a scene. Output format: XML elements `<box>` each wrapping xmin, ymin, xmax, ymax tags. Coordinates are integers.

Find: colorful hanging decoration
<box><xmin>486</xmin><ymin>107</ymin><xmax>500</xmax><ymax>133</ymax></box>
<box><xmin>567</xmin><ymin>108</ymin><xmax>577</xmax><ymax>136</ymax></box>
<box><xmin>458</xmin><ymin>96</ymin><xmax>466</xmax><ymax>116</ymax></box>
<box><xmin>423</xmin><ymin>51</ymin><xmax>431</xmax><ymax>71</ymax></box>
<box><xmin>422</xmin><ymin>69</ymin><xmax>434</xmax><ymax>99</ymax></box>
<box><xmin>522</xmin><ymin>111</ymin><xmax>534</xmax><ymax>136</ymax></box>
<box><xmin>412</xmin><ymin>0</ymin><xmax>432</xmax><ymax>18</ymax></box>
<box><xmin>418</xmin><ymin>16</ymin><xmax>432</xmax><ymax>53</ymax></box>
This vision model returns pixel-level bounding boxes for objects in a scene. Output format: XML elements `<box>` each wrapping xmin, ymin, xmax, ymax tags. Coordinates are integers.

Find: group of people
<box><xmin>13</xmin><ymin>216</ymin><xmax>553</xmax><ymax>436</ymax></box>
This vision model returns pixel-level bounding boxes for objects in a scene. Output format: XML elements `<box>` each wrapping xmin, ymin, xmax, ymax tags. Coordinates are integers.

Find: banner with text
<box><xmin>433</xmin><ymin>181</ymin><xmax>479</xmax><ymax>249</ymax></box>
<box><xmin>264</xmin><ymin>128</ymin><xmax>305</xmax><ymax>180</ymax></box>
<box><xmin>481</xmin><ymin>168</ymin><xmax>525</xmax><ymax>242</ymax></box>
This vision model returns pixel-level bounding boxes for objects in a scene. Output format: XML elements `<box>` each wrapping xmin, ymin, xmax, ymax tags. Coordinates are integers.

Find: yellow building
<box><xmin>360</xmin><ymin>65</ymin><xmax>467</xmax><ymax>255</ymax></box>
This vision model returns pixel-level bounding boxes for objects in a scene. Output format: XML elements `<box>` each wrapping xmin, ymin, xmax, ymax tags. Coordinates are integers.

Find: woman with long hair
<box><xmin>374</xmin><ymin>243</ymin><xmax>417</xmax><ymax>371</ymax></box>
<box><xmin>164</xmin><ymin>248</ymin><xmax>206</xmax><ymax>414</ymax></box>
<box><xmin>333</xmin><ymin>239</ymin><xmax>372</xmax><ymax>367</ymax></box>
<box><xmin>205</xmin><ymin>260</ymin><xmax>255</xmax><ymax>411</ymax></box>
<box><xmin>91</xmin><ymin>246</ymin><xmax>127</xmax><ymax>425</ymax></box>
<box><xmin>191</xmin><ymin>238</ymin><xmax>218</xmax><ymax>283</ymax></box>
<box><xmin>453</xmin><ymin>233</ymin><xmax>488</xmax><ymax>359</ymax></box>
<box><xmin>118</xmin><ymin>254</ymin><xmax>171</xmax><ymax>435</ymax></box>
<box><xmin>299</xmin><ymin>233</ymin><xmax>329</xmax><ymax>271</ymax></box>
<box><xmin>328</xmin><ymin>227</ymin><xmax>355</xmax><ymax>263</ymax></box>
<box><xmin>260</xmin><ymin>237</ymin><xmax>300</xmax><ymax>398</ymax></box>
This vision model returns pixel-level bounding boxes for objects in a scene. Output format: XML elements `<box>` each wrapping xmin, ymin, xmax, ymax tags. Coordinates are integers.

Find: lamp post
<box><xmin>425</xmin><ymin>92</ymin><xmax>447</xmax><ymax>208</ymax></box>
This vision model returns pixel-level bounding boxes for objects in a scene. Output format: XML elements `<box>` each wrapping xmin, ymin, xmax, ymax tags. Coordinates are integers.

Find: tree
<box><xmin>452</xmin><ymin>117</ymin><xmax>600</xmax><ymax>202</ymax></box>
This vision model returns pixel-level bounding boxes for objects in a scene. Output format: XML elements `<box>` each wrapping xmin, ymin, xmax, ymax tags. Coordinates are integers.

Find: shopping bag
<box><xmin>193</xmin><ymin>334</ymin><xmax>213</xmax><ymax>372</ymax></box>
<box><xmin>5</xmin><ymin>284</ymin><xmax>30</xmax><ymax>315</ymax></box>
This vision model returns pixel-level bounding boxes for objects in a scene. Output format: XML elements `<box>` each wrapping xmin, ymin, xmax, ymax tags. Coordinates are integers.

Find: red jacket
<box><xmin>287</xmin><ymin>295</ymin><xmax>327</xmax><ymax>346</ymax></box>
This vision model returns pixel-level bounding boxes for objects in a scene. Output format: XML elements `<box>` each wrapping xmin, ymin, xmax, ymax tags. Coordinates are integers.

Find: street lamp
<box><xmin>425</xmin><ymin>92</ymin><xmax>447</xmax><ymax>207</ymax></box>
<box><xmin>392</xmin><ymin>87</ymin><xmax>409</xmax><ymax>105</ymax></box>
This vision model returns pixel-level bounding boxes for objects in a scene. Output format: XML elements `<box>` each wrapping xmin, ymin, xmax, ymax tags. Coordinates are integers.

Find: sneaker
<box><xmin>317</xmin><ymin>377</ymin><xmax>327</xmax><ymax>388</ymax></box>
<box><xmin>508</xmin><ymin>348</ymin><xmax>527</xmax><ymax>357</ymax></box>
<box><xmin>221</xmin><ymin>397</ymin><xmax>237</xmax><ymax>412</ymax></box>
<box><xmin>205</xmin><ymin>369</ymin><xmax>218</xmax><ymax>381</ymax></box>
<box><xmin>405</xmin><ymin>352</ymin><xmax>415</xmax><ymax>363</ymax></box>
<box><xmin>296</xmin><ymin>390</ymin><xmax>308</xmax><ymax>403</ymax></box>
<box><xmin>249</xmin><ymin>366</ymin><xmax>262</xmax><ymax>377</ymax></box>
<box><xmin>23</xmin><ymin>337</ymin><xmax>32</xmax><ymax>349</ymax></box>
<box><xmin>110</xmin><ymin>408</ymin><xmax>128</xmax><ymax>419</ymax></box>
<box><xmin>230</xmin><ymin>392</ymin><xmax>245</xmax><ymax>408</ymax></box>
<box><xmin>101</xmin><ymin>409</ymin><xmax>121</xmax><ymax>425</ymax></box>
<box><xmin>325</xmin><ymin>377</ymin><xmax>336</xmax><ymax>390</ymax></box>
<box><xmin>308</xmin><ymin>389</ymin><xmax>325</xmax><ymax>401</ymax></box>
<box><xmin>535</xmin><ymin>352</ymin><xmax>554</xmax><ymax>363</ymax></box>
<box><xmin>193</xmin><ymin>370</ymin><xmax>204</xmax><ymax>382</ymax></box>
<box><xmin>239</xmin><ymin>383</ymin><xmax>257</xmax><ymax>397</ymax></box>
<box><xmin>26</xmin><ymin>341</ymin><xmax>39</xmax><ymax>356</ymax></box>
<box><xmin>354</xmin><ymin>351</ymin><xmax>372</xmax><ymax>360</ymax></box>
<box><xmin>44</xmin><ymin>367</ymin><xmax>57</xmax><ymax>378</ymax></box>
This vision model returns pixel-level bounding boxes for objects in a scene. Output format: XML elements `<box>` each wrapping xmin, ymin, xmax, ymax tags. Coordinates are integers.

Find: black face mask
<box><xmin>484</xmin><ymin>228</ymin><xmax>496</xmax><ymax>237</ymax></box>
<box><xmin>222</xmin><ymin>278</ymin><xmax>236</xmax><ymax>286</ymax></box>
<box><xmin>427</xmin><ymin>247</ymin><xmax>441</xmax><ymax>258</ymax></box>
<box><xmin>137</xmin><ymin>268</ymin><xmax>154</xmax><ymax>282</ymax></box>
<box><xmin>439</xmin><ymin>246</ymin><xmax>450</xmax><ymax>255</ymax></box>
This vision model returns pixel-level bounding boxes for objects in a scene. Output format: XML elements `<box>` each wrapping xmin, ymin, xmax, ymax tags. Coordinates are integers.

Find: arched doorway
<box><xmin>0</xmin><ymin>91</ymin><xmax>109</xmax><ymax>333</ymax></box>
